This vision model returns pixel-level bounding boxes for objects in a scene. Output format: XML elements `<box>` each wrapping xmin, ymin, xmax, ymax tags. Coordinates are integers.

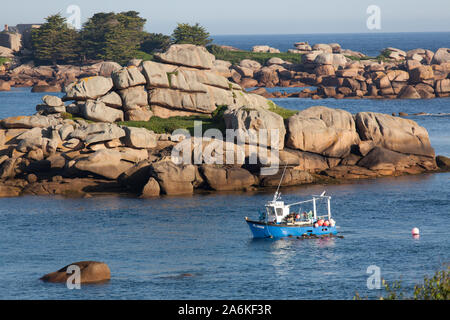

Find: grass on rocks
<box><xmin>62</xmin><ymin>102</ymin><xmax>296</xmax><ymax>135</ymax></box>
<box><xmin>207</xmin><ymin>45</ymin><xmax>303</xmax><ymax>65</ymax></box>
<box><xmin>267</xmin><ymin>101</ymin><xmax>298</xmax><ymax>119</ymax></box>
<box><xmin>0</xmin><ymin>57</ymin><xmax>10</xmax><ymax>66</ymax></box>
<box><xmin>118</xmin><ymin>105</ymin><xmax>228</xmax><ymax>135</ymax></box>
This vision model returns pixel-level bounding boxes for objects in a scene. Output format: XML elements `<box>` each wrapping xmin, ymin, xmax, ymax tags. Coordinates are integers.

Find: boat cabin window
<box><xmin>266</xmin><ymin>207</ymin><xmax>275</xmax><ymax>216</ymax></box>
<box><xmin>276</xmin><ymin>208</ymin><xmax>283</xmax><ymax>216</ymax></box>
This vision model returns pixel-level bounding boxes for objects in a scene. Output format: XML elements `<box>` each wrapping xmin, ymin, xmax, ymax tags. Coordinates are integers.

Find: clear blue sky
<box><xmin>2</xmin><ymin>0</ymin><xmax>450</xmax><ymax>34</ymax></box>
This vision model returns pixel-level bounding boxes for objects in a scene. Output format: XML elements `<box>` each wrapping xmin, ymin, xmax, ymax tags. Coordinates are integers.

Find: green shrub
<box><xmin>0</xmin><ymin>57</ymin><xmax>10</xmax><ymax>66</ymax></box>
<box><xmin>172</xmin><ymin>23</ymin><xmax>212</xmax><ymax>46</ymax></box>
<box><xmin>267</xmin><ymin>101</ymin><xmax>298</xmax><ymax>119</ymax></box>
<box><xmin>206</xmin><ymin>45</ymin><xmax>303</xmax><ymax>65</ymax></box>
<box><xmin>354</xmin><ymin>265</ymin><xmax>449</xmax><ymax>300</ymax></box>
<box><xmin>118</xmin><ymin>105</ymin><xmax>228</xmax><ymax>135</ymax></box>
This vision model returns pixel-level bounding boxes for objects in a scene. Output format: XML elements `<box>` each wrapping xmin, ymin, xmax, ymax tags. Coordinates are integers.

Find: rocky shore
<box><xmin>228</xmin><ymin>45</ymin><xmax>450</xmax><ymax>100</ymax></box>
<box><xmin>1</xmin><ymin>43</ymin><xmax>450</xmax><ymax>100</ymax></box>
<box><xmin>0</xmin><ymin>44</ymin><xmax>449</xmax><ymax>198</ymax></box>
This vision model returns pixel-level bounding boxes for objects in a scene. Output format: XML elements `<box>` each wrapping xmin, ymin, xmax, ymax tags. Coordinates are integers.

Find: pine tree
<box><xmin>141</xmin><ymin>33</ymin><xmax>172</xmax><ymax>53</ymax></box>
<box><xmin>80</xmin><ymin>11</ymin><xmax>147</xmax><ymax>64</ymax></box>
<box><xmin>172</xmin><ymin>23</ymin><xmax>212</xmax><ymax>47</ymax></box>
<box><xmin>31</xmin><ymin>14</ymin><xmax>80</xmax><ymax>64</ymax></box>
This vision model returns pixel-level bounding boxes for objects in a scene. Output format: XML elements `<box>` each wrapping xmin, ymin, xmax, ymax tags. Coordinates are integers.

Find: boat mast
<box><xmin>273</xmin><ymin>163</ymin><xmax>287</xmax><ymax>202</ymax></box>
<box><xmin>327</xmin><ymin>197</ymin><xmax>331</xmax><ymax>220</ymax></box>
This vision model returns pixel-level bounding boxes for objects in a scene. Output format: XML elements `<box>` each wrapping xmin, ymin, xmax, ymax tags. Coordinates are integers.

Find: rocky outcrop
<box><xmin>149</xmin><ymin>160</ymin><xmax>195</xmax><ymax>195</ymax></box>
<box><xmin>223</xmin><ymin>105</ymin><xmax>286</xmax><ymax>150</ymax></box>
<box><xmin>355</xmin><ymin>112</ymin><xmax>435</xmax><ymax>157</ymax></box>
<box><xmin>200</xmin><ymin>165</ymin><xmax>256</xmax><ymax>191</ymax></box>
<box><xmin>40</xmin><ymin>261</ymin><xmax>111</xmax><ymax>284</ymax></box>
<box><xmin>64</xmin><ymin>76</ymin><xmax>113</xmax><ymax>101</ymax></box>
<box><xmin>286</xmin><ymin>106</ymin><xmax>359</xmax><ymax>158</ymax></box>
<box><xmin>155</xmin><ymin>44</ymin><xmax>215</xmax><ymax>69</ymax></box>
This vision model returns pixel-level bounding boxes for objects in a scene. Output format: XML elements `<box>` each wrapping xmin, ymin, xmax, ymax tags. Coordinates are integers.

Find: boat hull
<box><xmin>246</xmin><ymin>219</ymin><xmax>338</xmax><ymax>239</ymax></box>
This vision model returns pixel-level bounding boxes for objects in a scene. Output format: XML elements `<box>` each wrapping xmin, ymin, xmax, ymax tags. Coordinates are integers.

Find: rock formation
<box><xmin>0</xmin><ymin>44</ymin><xmax>445</xmax><ymax>198</ymax></box>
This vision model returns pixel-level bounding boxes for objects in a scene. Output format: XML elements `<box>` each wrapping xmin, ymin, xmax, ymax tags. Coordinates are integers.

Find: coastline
<box><xmin>0</xmin><ymin>44</ymin><xmax>449</xmax><ymax>199</ymax></box>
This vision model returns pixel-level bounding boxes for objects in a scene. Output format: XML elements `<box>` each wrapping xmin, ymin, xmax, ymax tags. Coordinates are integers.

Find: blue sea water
<box><xmin>0</xmin><ymin>32</ymin><xmax>449</xmax><ymax>300</ymax></box>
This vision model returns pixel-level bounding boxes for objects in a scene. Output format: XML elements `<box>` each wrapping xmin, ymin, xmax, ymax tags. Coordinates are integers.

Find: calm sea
<box><xmin>0</xmin><ymin>32</ymin><xmax>449</xmax><ymax>299</ymax></box>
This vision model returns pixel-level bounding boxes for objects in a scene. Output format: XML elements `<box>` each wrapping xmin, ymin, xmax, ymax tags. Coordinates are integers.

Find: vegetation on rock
<box><xmin>354</xmin><ymin>265</ymin><xmax>449</xmax><ymax>300</ymax></box>
<box><xmin>207</xmin><ymin>44</ymin><xmax>303</xmax><ymax>65</ymax></box>
<box><xmin>172</xmin><ymin>23</ymin><xmax>212</xmax><ymax>47</ymax></box>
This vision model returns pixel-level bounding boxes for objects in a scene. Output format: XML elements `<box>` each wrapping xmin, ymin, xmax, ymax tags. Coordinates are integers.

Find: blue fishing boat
<box><xmin>245</xmin><ymin>167</ymin><xmax>338</xmax><ymax>239</ymax></box>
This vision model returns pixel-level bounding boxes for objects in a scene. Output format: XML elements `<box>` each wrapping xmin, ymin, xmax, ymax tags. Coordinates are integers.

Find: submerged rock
<box><xmin>40</xmin><ymin>261</ymin><xmax>110</xmax><ymax>284</ymax></box>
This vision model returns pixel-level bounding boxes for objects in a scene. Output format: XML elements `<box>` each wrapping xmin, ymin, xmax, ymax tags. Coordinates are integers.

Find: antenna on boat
<box><xmin>320</xmin><ymin>191</ymin><xmax>326</xmax><ymax>196</ymax></box>
<box><xmin>273</xmin><ymin>163</ymin><xmax>288</xmax><ymax>202</ymax></box>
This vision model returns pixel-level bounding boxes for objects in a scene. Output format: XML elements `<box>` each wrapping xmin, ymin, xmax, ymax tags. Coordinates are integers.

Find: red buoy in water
<box><xmin>412</xmin><ymin>227</ymin><xmax>420</xmax><ymax>236</ymax></box>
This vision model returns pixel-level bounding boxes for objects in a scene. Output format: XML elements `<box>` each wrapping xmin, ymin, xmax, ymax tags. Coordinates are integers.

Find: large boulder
<box><xmin>64</xmin><ymin>76</ymin><xmax>114</xmax><ymax>100</ymax></box>
<box><xmin>435</xmin><ymin>79</ymin><xmax>450</xmax><ymax>94</ymax></box>
<box><xmin>40</xmin><ymin>261</ymin><xmax>110</xmax><ymax>284</ymax></box>
<box><xmin>98</xmin><ymin>91</ymin><xmax>123</xmax><ymax>109</ymax></box>
<box><xmin>314</xmin><ymin>53</ymin><xmax>333</xmax><ymax>65</ymax></box>
<box><xmin>279</xmin><ymin>149</ymin><xmax>329</xmax><ymax>172</ymax></box>
<box><xmin>123</xmin><ymin>127</ymin><xmax>157</xmax><ymax>149</ymax></box>
<box><xmin>149</xmin><ymin>160</ymin><xmax>195</xmax><ymax>195</ymax></box>
<box><xmin>436</xmin><ymin>155</ymin><xmax>450</xmax><ymax>170</ymax></box>
<box><xmin>99</xmin><ymin>61</ymin><xmax>122</xmax><ymax>77</ymax></box>
<box><xmin>141</xmin><ymin>60</ymin><xmax>176</xmax><ymax>89</ymax></box>
<box><xmin>111</xmin><ymin>66</ymin><xmax>146</xmax><ymax>90</ymax></box>
<box><xmin>81</xmin><ymin>100</ymin><xmax>124</xmax><ymax>123</ymax></box>
<box><xmin>312</xmin><ymin>44</ymin><xmax>332</xmax><ymax>53</ymax></box>
<box><xmin>409</xmin><ymin>65</ymin><xmax>434</xmax><ymax>84</ymax></box>
<box><xmin>119</xmin><ymin>85</ymin><xmax>148</xmax><ymax>111</ymax></box>
<box><xmin>212</xmin><ymin>59</ymin><xmax>232</xmax><ymax>78</ymax></box>
<box><xmin>42</xmin><ymin>95</ymin><xmax>64</xmax><ymax>107</ymax></box>
<box><xmin>149</xmin><ymin>88</ymin><xmax>215</xmax><ymax>114</ymax></box>
<box><xmin>286</xmin><ymin>106</ymin><xmax>359</xmax><ymax>158</ymax></box>
<box><xmin>260</xmin><ymin>167</ymin><xmax>313</xmax><ymax>187</ymax></box>
<box><xmin>0</xmin><ymin>80</ymin><xmax>11</xmax><ymax>91</ymax></box>
<box><xmin>200</xmin><ymin>165</ymin><xmax>256</xmax><ymax>191</ymax></box>
<box><xmin>252</xmin><ymin>45</ymin><xmax>280</xmax><ymax>53</ymax></box>
<box><xmin>155</xmin><ymin>44</ymin><xmax>215</xmax><ymax>69</ymax></box>
<box><xmin>0</xmin><ymin>115</ymin><xmax>61</xmax><ymax>129</ymax></box>
<box><xmin>74</xmin><ymin>149</ymin><xmax>134</xmax><ymax>179</ymax></box>
<box><xmin>358</xmin><ymin>147</ymin><xmax>436</xmax><ymax>173</ymax></box>
<box><xmin>239</xmin><ymin>59</ymin><xmax>262</xmax><ymax>71</ymax></box>
<box><xmin>355</xmin><ymin>112</ymin><xmax>435</xmax><ymax>157</ymax></box>
<box><xmin>224</xmin><ymin>105</ymin><xmax>286</xmax><ymax>150</ymax></box>
<box><xmin>254</xmin><ymin>67</ymin><xmax>279</xmax><ymax>87</ymax></box>
<box><xmin>431</xmin><ymin>48</ymin><xmax>450</xmax><ymax>65</ymax></box>
<box><xmin>69</xmin><ymin>123</ymin><xmax>126</xmax><ymax>145</ymax></box>
<box><xmin>141</xmin><ymin>177</ymin><xmax>161</xmax><ymax>197</ymax></box>
<box><xmin>125</xmin><ymin>107</ymin><xmax>153</xmax><ymax>121</ymax></box>
<box><xmin>398</xmin><ymin>85</ymin><xmax>421</xmax><ymax>99</ymax></box>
